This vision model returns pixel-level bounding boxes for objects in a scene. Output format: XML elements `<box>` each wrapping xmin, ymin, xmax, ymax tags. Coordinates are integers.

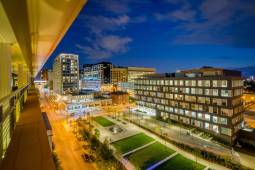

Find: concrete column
<box><xmin>0</xmin><ymin>43</ymin><xmax>12</xmax><ymax>99</ymax></box>
<box><xmin>18</xmin><ymin>64</ymin><xmax>27</xmax><ymax>88</ymax></box>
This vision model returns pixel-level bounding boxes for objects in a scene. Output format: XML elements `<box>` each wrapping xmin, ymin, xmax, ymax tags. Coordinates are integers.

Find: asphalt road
<box><xmin>39</xmin><ymin>91</ymin><xmax>97</xmax><ymax>170</ymax></box>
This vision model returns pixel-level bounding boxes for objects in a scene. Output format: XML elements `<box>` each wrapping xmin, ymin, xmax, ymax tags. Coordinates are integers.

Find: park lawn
<box><xmin>155</xmin><ymin>154</ymin><xmax>206</xmax><ymax>170</ymax></box>
<box><xmin>126</xmin><ymin>142</ymin><xmax>175</xmax><ymax>170</ymax></box>
<box><xmin>94</xmin><ymin>116</ymin><xmax>115</xmax><ymax>127</ymax></box>
<box><xmin>112</xmin><ymin>133</ymin><xmax>154</xmax><ymax>154</ymax></box>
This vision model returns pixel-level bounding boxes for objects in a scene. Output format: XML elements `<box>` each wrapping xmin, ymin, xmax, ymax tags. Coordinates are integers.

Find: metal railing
<box><xmin>0</xmin><ymin>83</ymin><xmax>31</xmax><ymax>159</ymax></box>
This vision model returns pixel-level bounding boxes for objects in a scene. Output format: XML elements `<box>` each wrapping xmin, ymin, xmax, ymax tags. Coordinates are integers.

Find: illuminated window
<box><xmin>221</xmin><ymin>80</ymin><xmax>228</xmax><ymax>87</ymax></box>
<box><xmin>205</xmin><ymin>114</ymin><xmax>210</xmax><ymax>121</ymax></box>
<box><xmin>205</xmin><ymin>123</ymin><xmax>209</xmax><ymax>129</ymax></box>
<box><xmin>197</xmin><ymin>113</ymin><xmax>203</xmax><ymax>119</ymax></box>
<box><xmin>213</xmin><ymin>116</ymin><xmax>218</xmax><ymax>123</ymax></box>
<box><xmin>221</xmin><ymin>127</ymin><xmax>231</xmax><ymax>136</ymax></box>
<box><xmin>213</xmin><ymin>125</ymin><xmax>219</xmax><ymax>133</ymax></box>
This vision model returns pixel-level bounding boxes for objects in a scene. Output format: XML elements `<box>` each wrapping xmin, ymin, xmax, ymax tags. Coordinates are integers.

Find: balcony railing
<box><xmin>0</xmin><ymin>84</ymin><xmax>30</xmax><ymax>160</ymax></box>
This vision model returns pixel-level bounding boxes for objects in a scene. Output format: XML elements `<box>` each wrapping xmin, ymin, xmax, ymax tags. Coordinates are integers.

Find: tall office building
<box><xmin>111</xmin><ymin>67</ymin><xmax>128</xmax><ymax>84</ymax></box>
<box><xmin>53</xmin><ymin>53</ymin><xmax>79</xmax><ymax>95</ymax></box>
<box><xmin>135</xmin><ymin>67</ymin><xmax>244</xmax><ymax>144</ymax></box>
<box><xmin>83</xmin><ymin>62</ymin><xmax>112</xmax><ymax>84</ymax></box>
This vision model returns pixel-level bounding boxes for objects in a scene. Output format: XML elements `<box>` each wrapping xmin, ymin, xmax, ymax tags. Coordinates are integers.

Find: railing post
<box><xmin>0</xmin><ymin>105</ymin><xmax>2</xmax><ymax>123</ymax></box>
<box><xmin>0</xmin><ymin>105</ymin><xmax>3</xmax><ymax>159</ymax></box>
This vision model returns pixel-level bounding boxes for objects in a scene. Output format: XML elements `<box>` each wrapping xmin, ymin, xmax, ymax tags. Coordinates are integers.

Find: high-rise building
<box><xmin>111</xmin><ymin>67</ymin><xmax>128</xmax><ymax>84</ymax></box>
<box><xmin>135</xmin><ymin>67</ymin><xmax>244</xmax><ymax>144</ymax></box>
<box><xmin>47</xmin><ymin>70</ymin><xmax>53</xmax><ymax>91</ymax></box>
<box><xmin>53</xmin><ymin>53</ymin><xmax>79</xmax><ymax>95</ymax></box>
<box><xmin>83</xmin><ymin>62</ymin><xmax>112</xmax><ymax>84</ymax></box>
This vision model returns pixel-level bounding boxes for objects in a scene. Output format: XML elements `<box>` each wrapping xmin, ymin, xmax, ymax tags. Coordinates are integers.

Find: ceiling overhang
<box><xmin>1</xmin><ymin>0</ymin><xmax>87</xmax><ymax>77</ymax></box>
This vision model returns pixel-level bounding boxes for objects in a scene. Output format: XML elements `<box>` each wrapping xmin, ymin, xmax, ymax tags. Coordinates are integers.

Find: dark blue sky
<box><xmin>44</xmin><ymin>0</ymin><xmax>255</xmax><ymax>73</ymax></box>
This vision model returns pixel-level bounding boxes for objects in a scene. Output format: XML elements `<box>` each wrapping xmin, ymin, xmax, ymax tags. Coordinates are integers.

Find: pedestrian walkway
<box><xmin>204</xmin><ymin>167</ymin><xmax>209</xmax><ymax>170</ymax></box>
<box><xmin>146</xmin><ymin>152</ymin><xmax>178</xmax><ymax>170</ymax></box>
<box><xmin>121</xmin><ymin>158</ymin><xmax>135</xmax><ymax>170</ymax></box>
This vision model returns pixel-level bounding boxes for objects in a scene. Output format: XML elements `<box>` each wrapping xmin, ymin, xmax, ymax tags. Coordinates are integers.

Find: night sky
<box><xmin>43</xmin><ymin>0</ymin><xmax>255</xmax><ymax>73</ymax></box>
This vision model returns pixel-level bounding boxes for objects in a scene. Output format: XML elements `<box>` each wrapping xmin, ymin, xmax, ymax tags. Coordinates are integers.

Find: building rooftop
<box><xmin>83</xmin><ymin>62</ymin><xmax>112</xmax><ymax>68</ymax></box>
<box><xmin>110</xmin><ymin>91</ymin><xmax>129</xmax><ymax>95</ymax></box>
<box><xmin>141</xmin><ymin>67</ymin><xmax>242</xmax><ymax>79</ymax></box>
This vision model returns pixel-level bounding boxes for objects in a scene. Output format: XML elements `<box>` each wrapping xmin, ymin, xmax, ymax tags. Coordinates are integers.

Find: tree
<box><xmin>91</xmin><ymin>136</ymin><xmax>100</xmax><ymax>149</ymax></box>
<box><xmin>94</xmin><ymin>128</ymin><xmax>100</xmax><ymax>139</ymax></box>
<box><xmin>99</xmin><ymin>138</ymin><xmax>113</xmax><ymax>160</ymax></box>
<box><xmin>82</xmin><ymin>129</ymin><xmax>90</xmax><ymax>141</ymax></box>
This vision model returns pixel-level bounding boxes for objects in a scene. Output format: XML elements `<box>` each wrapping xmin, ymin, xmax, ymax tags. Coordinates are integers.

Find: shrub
<box><xmin>52</xmin><ymin>151</ymin><xmax>62</xmax><ymax>170</ymax></box>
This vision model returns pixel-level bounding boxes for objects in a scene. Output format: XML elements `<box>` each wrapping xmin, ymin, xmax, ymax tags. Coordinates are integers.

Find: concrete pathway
<box><xmin>146</xmin><ymin>152</ymin><xmax>178</xmax><ymax>170</ymax></box>
<box><xmin>120</xmin><ymin>158</ymin><xmax>135</xmax><ymax>170</ymax></box>
<box><xmin>122</xmin><ymin>141</ymin><xmax>156</xmax><ymax>157</ymax></box>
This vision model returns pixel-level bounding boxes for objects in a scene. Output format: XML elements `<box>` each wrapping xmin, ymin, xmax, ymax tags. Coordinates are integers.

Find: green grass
<box><xmin>112</xmin><ymin>133</ymin><xmax>154</xmax><ymax>153</ymax></box>
<box><xmin>93</xmin><ymin>116</ymin><xmax>115</xmax><ymax>127</ymax></box>
<box><xmin>126</xmin><ymin>142</ymin><xmax>175</xmax><ymax>170</ymax></box>
<box><xmin>155</xmin><ymin>154</ymin><xmax>206</xmax><ymax>170</ymax></box>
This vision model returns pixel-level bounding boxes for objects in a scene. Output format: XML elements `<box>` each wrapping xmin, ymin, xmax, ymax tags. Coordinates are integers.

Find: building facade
<box><xmin>83</xmin><ymin>62</ymin><xmax>112</xmax><ymax>84</ymax></box>
<box><xmin>135</xmin><ymin>68</ymin><xmax>244</xmax><ymax>144</ymax></box>
<box><xmin>118</xmin><ymin>67</ymin><xmax>156</xmax><ymax>96</ymax></box>
<box><xmin>80</xmin><ymin>77</ymin><xmax>101</xmax><ymax>91</ymax></box>
<box><xmin>53</xmin><ymin>53</ymin><xmax>79</xmax><ymax>95</ymax></box>
<box><xmin>110</xmin><ymin>91</ymin><xmax>129</xmax><ymax>105</ymax></box>
<box><xmin>111</xmin><ymin>67</ymin><xmax>128</xmax><ymax>84</ymax></box>
<box><xmin>47</xmin><ymin>70</ymin><xmax>53</xmax><ymax>91</ymax></box>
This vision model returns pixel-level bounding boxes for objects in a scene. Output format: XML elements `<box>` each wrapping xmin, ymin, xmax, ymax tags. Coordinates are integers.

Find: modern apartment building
<box><xmin>111</xmin><ymin>67</ymin><xmax>128</xmax><ymax>84</ymax></box>
<box><xmin>135</xmin><ymin>67</ymin><xmax>244</xmax><ymax>144</ymax></box>
<box><xmin>53</xmin><ymin>53</ymin><xmax>79</xmax><ymax>95</ymax></box>
<box><xmin>83</xmin><ymin>62</ymin><xmax>112</xmax><ymax>84</ymax></box>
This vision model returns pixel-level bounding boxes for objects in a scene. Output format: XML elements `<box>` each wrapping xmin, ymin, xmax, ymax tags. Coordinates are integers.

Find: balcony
<box><xmin>0</xmin><ymin>85</ymin><xmax>55</xmax><ymax>170</ymax></box>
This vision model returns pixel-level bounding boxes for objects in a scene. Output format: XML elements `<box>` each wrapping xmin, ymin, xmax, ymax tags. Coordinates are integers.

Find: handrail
<box><xmin>0</xmin><ymin>83</ymin><xmax>31</xmax><ymax>106</ymax></box>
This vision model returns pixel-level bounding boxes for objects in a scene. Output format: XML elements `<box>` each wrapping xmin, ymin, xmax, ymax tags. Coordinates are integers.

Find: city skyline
<box><xmin>1</xmin><ymin>1</ymin><xmax>255</xmax><ymax>170</ymax></box>
<box><xmin>44</xmin><ymin>0</ymin><xmax>255</xmax><ymax>73</ymax></box>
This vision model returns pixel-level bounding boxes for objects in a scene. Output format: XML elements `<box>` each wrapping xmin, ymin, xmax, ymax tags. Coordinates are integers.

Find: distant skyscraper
<box><xmin>83</xmin><ymin>62</ymin><xmax>112</xmax><ymax>84</ymax></box>
<box><xmin>53</xmin><ymin>53</ymin><xmax>79</xmax><ymax>95</ymax></box>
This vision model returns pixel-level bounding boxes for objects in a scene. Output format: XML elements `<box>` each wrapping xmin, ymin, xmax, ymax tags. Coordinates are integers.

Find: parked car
<box><xmin>82</xmin><ymin>153</ymin><xmax>95</xmax><ymax>162</ymax></box>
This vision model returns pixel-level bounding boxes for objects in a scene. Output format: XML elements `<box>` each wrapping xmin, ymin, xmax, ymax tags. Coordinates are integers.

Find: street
<box><xmin>39</xmin><ymin>90</ymin><xmax>97</xmax><ymax>170</ymax></box>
